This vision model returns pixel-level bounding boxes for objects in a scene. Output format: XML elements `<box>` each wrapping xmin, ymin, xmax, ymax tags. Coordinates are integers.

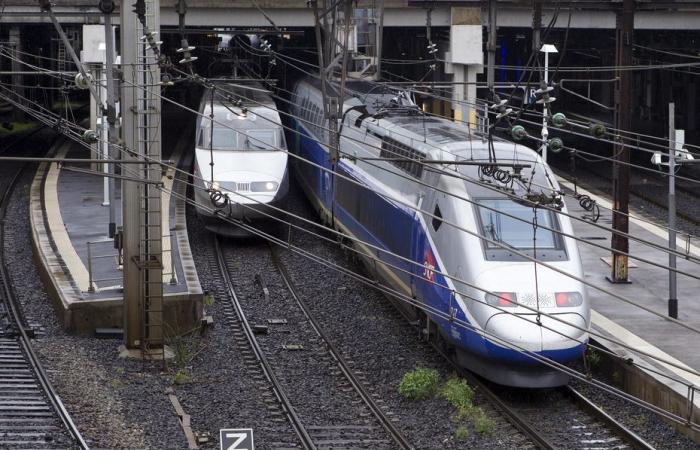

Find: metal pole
<box><xmin>532</xmin><ymin>0</ymin><xmax>542</xmax><ymax>54</ymax></box>
<box><xmin>103</xmin><ymin>9</ymin><xmax>118</xmax><ymax>238</ymax></box>
<box><xmin>375</xmin><ymin>0</ymin><xmax>384</xmax><ymax>80</ymax></box>
<box><xmin>487</xmin><ymin>0</ymin><xmax>497</xmax><ymax>96</ymax></box>
<box><xmin>610</xmin><ymin>0</ymin><xmax>634</xmax><ymax>283</ymax></box>
<box><xmin>312</xmin><ymin>0</ymin><xmax>330</xmax><ymax>135</ymax></box>
<box><xmin>541</xmin><ymin>50</ymin><xmax>549</xmax><ymax>163</ymax></box>
<box><xmin>668</xmin><ymin>102</ymin><xmax>678</xmax><ymax>318</ymax></box>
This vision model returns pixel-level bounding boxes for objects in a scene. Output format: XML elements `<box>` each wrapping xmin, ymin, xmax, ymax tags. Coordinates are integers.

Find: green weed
<box><xmin>454</xmin><ymin>425</ymin><xmax>469</xmax><ymax>440</ymax></box>
<box><xmin>472</xmin><ymin>407</ymin><xmax>496</xmax><ymax>435</ymax></box>
<box><xmin>398</xmin><ymin>368</ymin><xmax>440</xmax><ymax>400</ymax></box>
<box><xmin>441</xmin><ymin>378</ymin><xmax>474</xmax><ymax>412</ymax></box>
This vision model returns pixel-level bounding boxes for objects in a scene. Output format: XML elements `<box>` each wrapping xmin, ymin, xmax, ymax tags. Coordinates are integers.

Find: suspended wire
<box><xmin>12</xmin><ymin>78</ymin><xmax>700</xmax><ymax>397</ymax></box>
<box><xmin>71</xmin><ymin>74</ymin><xmax>700</xmax><ymax>331</ymax></box>
<box><xmin>7</xmin><ymin>38</ymin><xmax>700</xmax><ymax>355</ymax></box>
<box><xmin>8</xmin><ymin>23</ymin><xmax>700</xmax><ymax>428</ymax></box>
<box><xmin>5</xmin><ymin>43</ymin><xmax>696</xmax><ymax>266</ymax></box>
<box><xmin>226</xmin><ymin>46</ymin><xmax>700</xmax><ymax>249</ymax></box>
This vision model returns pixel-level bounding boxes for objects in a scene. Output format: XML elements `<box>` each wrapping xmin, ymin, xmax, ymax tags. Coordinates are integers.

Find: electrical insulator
<box><xmin>548</xmin><ymin>137</ymin><xmax>564</xmax><ymax>153</ymax></box>
<box><xmin>511</xmin><ymin>125</ymin><xmax>528</xmax><ymax>141</ymax></box>
<box><xmin>160</xmin><ymin>73</ymin><xmax>174</xmax><ymax>86</ymax></box>
<box><xmin>589</xmin><ymin>123</ymin><xmax>606</xmax><ymax>139</ymax></box>
<box><xmin>427</xmin><ymin>42</ymin><xmax>438</xmax><ymax>55</ymax></box>
<box><xmin>552</xmin><ymin>112</ymin><xmax>567</xmax><ymax>128</ymax></box>
<box><xmin>74</xmin><ymin>72</ymin><xmax>93</xmax><ymax>90</ymax></box>
<box><xmin>82</xmin><ymin>129</ymin><xmax>98</xmax><ymax>144</ymax></box>
<box><xmin>535</xmin><ymin>85</ymin><xmax>556</xmax><ymax>105</ymax></box>
<box><xmin>496</xmin><ymin>108</ymin><xmax>513</xmax><ymax>120</ymax></box>
<box><xmin>176</xmin><ymin>38</ymin><xmax>198</xmax><ymax>65</ymax></box>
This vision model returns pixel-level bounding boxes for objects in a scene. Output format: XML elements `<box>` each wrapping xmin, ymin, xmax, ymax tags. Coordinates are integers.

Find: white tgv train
<box><xmin>289</xmin><ymin>78</ymin><xmax>590</xmax><ymax>388</ymax></box>
<box><xmin>193</xmin><ymin>81</ymin><xmax>289</xmax><ymax>236</ymax></box>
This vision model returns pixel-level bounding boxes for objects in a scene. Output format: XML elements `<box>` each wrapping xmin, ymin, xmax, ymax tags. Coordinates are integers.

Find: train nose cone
<box><xmin>539</xmin><ymin>313</ymin><xmax>588</xmax><ymax>353</ymax></box>
<box><xmin>483</xmin><ymin>312</ymin><xmax>543</xmax><ymax>355</ymax></box>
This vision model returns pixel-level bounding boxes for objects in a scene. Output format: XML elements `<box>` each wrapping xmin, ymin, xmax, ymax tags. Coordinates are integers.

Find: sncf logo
<box><xmin>422</xmin><ymin>248</ymin><xmax>436</xmax><ymax>282</ymax></box>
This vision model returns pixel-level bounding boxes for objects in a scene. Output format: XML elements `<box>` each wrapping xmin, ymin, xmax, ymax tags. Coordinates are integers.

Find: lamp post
<box><xmin>540</xmin><ymin>44</ymin><xmax>558</xmax><ymax>163</ymax></box>
<box><xmin>652</xmin><ymin>102</ymin><xmax>698</xmax><ymax>318</ymax></box>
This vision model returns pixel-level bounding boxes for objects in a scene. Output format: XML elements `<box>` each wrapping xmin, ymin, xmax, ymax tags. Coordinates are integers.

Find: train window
<box><xmin>432</xmin><ymin>204</ymin><xmax>443</xmax><ymax>231</ymax></box>
<box><xmin>472</xmin><ymin>198</ymin><xmax>568</xmax><ymax>261</ymax></box>
<box><xmin>244</xmin><ymin>129</ymin><xmax>277</xmax><ymax>150</ymax></box>
<box><xmin>210</xmin><ymin>127</ymin><xmax>238</xmax><ymax>150</ymax></box>
<box><xmin>476</xmin><ymin>199</ymin><xmax>559</xmax><ymax>249</ymax></box>
<box><xmin>380</xmin><ymin>136</ymin><xmax>425</xmax><ymax>178</ymax></box>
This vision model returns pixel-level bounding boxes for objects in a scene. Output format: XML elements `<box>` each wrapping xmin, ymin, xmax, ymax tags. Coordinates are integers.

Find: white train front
<box><xmin>288</xmin><ymin>78</ymin><xmax>590</xmax><ymax>388</ymax></box>
<box><xmin>193</xmin><ymin>82</ymin><xmax>289</xmax><ymax>236</ymax></box>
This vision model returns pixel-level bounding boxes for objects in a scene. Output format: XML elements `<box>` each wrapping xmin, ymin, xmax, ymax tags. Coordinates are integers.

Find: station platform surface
<box><xmin>31</xmin><ymin>117</ymin><xmax>202</xmax><ymax>334</ymax></box>
<box><xmin>558</xmin><ymin>175</ymin><xmax>700</xmax><ymax>432</ymax></box>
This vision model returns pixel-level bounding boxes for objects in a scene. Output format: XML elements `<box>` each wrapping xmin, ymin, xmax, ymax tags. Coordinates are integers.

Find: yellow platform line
<box><xmin>45</xmin><ymin>143</ymin><xmax>90</xmax><ymax>292</ymax></box>
<box><xmin>591</xmin><ymin>309</ymin><xmax>700</xmax><ymax>394</ymax></box>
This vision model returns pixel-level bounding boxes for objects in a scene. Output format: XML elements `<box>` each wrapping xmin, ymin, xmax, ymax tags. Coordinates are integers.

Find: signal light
<box><xmin>485</xmin><ymin>292</ymin><xmax>517</xmax><ymax>308</ymax></box>
<box><xmin>555</xmin><ymin>292</ymin><xmax>583</xmax><ymax>307</ymax></box>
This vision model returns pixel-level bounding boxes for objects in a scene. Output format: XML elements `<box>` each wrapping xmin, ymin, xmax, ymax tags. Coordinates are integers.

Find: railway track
<box><xmin>0</xmin><ymin>143</ymin><xmax>88</xmax><ymax>449</ymax></box>
<box><xmin>420</xmin><ymin>334</ymin><xmax>656</xmax><ymax>449</ymax></box>
<box><xmin>214</xmin><ymin>236</ymin><xmax>413</xmax><ymax>450</ymax></box>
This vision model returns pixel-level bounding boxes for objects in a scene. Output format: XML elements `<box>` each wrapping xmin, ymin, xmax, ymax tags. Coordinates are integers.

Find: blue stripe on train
<box><xmin>290</xmin><ymin>117</ymin><xmax>584</xmax><ymax>368</ymax></box>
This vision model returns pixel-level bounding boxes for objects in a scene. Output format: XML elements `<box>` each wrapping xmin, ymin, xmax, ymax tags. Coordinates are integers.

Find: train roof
<box><xmin>209</xmin><ymin>80</ymin><xmax>277</xmax><ymax>108</ymax></box>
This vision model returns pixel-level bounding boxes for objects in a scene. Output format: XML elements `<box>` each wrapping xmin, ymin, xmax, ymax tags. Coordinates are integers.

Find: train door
<box><xmin>412</xmin><ymin>171</ymin><xmax>439</xmax><ymax>300</ymax></box>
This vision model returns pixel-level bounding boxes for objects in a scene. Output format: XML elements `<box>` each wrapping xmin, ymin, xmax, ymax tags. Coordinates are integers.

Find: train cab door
<box><xmin>412</xmin><ymin>171</ymin><xmax>440</xmax><ymax>303</ymax></box>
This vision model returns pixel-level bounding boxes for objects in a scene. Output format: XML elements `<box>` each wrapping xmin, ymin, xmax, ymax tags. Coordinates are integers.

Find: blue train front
<box><xmin>288</xmin><ymin>79</ymin><xmax>590</xmax><ymax>388</ymax></box>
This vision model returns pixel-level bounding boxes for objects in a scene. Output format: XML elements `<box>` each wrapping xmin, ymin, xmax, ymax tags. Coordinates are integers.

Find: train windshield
<box><xmin>210</xmin><ymin>127</ymin><xmax>238</xmax><ymax>150</ymax></box>
<box><xmin>243</xmin><ymin>129</ymin><xmax>277</xmax><ymax>150</ymax></box>
<box><xmin>476</xmin><ymin>199</ymin><xmax>560</xmax><ymax>250</ymax></box>
<box><xmin>202</xmin><ymin>126</ymin><xmax>279</xmax><ymax>151</ymax></box>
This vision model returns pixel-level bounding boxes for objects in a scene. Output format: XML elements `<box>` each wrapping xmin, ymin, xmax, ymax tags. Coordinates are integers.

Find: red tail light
<box><xmin>555</xmin><ymin>292</ymin><xmax>583</xmax><ymax>307</ymax></box>
<box><xmin>485</xmin><ymin>292</ymin><xmax>517</xmax><ymax>308</ymax></box>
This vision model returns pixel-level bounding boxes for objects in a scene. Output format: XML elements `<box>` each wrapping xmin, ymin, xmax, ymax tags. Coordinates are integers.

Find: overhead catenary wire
<box><xmin>5</xmin><ymin>42</ymin><xmax>696</xmax><ymax>271</ymax></box>
<box><xmin>5</xmin><ymin>41</ymin><xmax>700</xmax><ymax>428</ymax></box>
<box><xmin>183</xmin><ymin>73</ymin><xmax>700</xmax><ymax>271</ymax></box>
<box><xmin>234</xmin><ymin>39</ymin><xmax>700</xmax><ymax>175</ymax></box>
<box><xmin>14</xmin><ymin>82</ymin><xmax>700</xmax><ymax>398</ymax></box>
<box><xmin>5</xmin><ymin>26</ymin><xmax>700</xmax><ymax>372</ymax></box>
<box><xmin>170</xmin><ymin>180</ymin><xmax>700</xmax><ymax>435</ymax></box>
<box><xmin>20</xmin><ymin>63</ymin><xmax>700</xmax><ymax>347</ymax></box>
<box><xmin>214</xmin><ymin>47</ymin><xmax>700</xmax><ymax>257</ymax></box>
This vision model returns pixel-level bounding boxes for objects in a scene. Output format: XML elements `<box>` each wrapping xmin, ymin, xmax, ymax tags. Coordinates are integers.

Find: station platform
<box><xmin>31</xmin><ymin>122</ymin><xmax>202</xmax><ymax>335</ymax></box>
<box><xmin>558</xmin><ymin>175</ymin><xmax>700</xmax><ymax>438</ymax></box>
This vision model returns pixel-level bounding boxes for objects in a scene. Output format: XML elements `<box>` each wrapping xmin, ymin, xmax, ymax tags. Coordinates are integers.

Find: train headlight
<box><xmin>250</xmin><ymin>181</ymin><xmax>279</xmax><ymax>192</ymax></box>
<box><xmin>555</xmin><ymin>292</ymin><xmax>583</xmax><ymax>307</ymax></box>
<box><xmin>485</xmin><ymin>292</ymin><xmax>517</xmax><ymax>308</ymax></box>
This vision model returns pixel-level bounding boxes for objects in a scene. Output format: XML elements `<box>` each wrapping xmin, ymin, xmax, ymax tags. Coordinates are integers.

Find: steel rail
<box><xmin>0</xmin><ymin>138</ymin><xmax>88</xmax><ymax>449</ymax></box>
<box><xmin>425</xmin><ymin>339</ymin><xmax>556</xmax><ymax>449</ymax></box>
<box><xmin>565</xmin><ymin>385</ymin><xmax>656</xmax><ymax>450</ymax></box>
<box><xmin>427</xmin><ymin>332</ymin><xmax>657</xmax><ymax>450</ymax></box>
<box><xmin>269</xmin><ymin>245</ymin><xmax>415</xmax><ymax>450</ymax></box>
<box><xmin>214</xmin><ymin>237</ymin><xmax>316</xmax><ymax>450</ymax></box>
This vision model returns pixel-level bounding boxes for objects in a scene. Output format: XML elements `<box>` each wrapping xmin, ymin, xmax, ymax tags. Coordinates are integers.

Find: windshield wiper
<box><xmin>245</xmin><ymin>138</ymin><xmax>271</xmax><ymax>150</ymax></box>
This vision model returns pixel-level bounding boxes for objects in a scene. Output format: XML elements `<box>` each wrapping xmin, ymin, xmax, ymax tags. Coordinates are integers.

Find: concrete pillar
<box><xmin>446</xmin><ymin>7</ymin><xmax>482</xmax><ymax>128</ymax></box>
<box><xmin>9</xmin><ymin>26</ymin><xmax>24</xmax><ymax>121</ymax></box>
<box><xmin>121</xmin><ymin>0</ymin><xmax>163</xmax><ymax>350</ymax></box>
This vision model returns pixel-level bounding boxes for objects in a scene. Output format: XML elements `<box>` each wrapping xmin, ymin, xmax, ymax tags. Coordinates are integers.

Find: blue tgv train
<box><xmin>288</xmin><ymin>78</ymin><xmax>590</xmax><ymax>388</ymax></box>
